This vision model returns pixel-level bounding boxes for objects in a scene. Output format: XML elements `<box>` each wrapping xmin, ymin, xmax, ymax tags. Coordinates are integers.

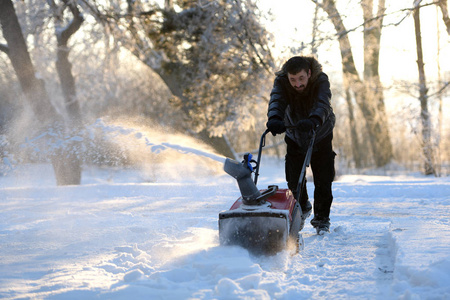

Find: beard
<box><xmin>294</xmin><ymin>85</ymin><xmax>307</xmax><ymax>94</ymax></box>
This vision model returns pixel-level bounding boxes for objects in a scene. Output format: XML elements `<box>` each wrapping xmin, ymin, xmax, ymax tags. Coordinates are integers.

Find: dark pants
<box><xmin>285</xmin><ymin>133</ymin><xmax>336</xmax><ymax>218</ymax></box>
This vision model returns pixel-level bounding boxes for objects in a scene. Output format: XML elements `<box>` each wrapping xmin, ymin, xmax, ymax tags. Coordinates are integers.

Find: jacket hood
<box><xmin>305</xmin><ymin>56</ymin><xmax>322</xmax><ymax>83</ymax></box>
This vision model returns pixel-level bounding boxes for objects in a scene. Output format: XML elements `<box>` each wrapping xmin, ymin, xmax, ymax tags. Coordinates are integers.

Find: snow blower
<box><xmin>219</xmin><ymin>129</ymin><xmax>316</xmax><ymax>255</ymax></box>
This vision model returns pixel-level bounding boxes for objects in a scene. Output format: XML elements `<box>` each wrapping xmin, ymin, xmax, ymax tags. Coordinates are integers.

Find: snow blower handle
<box><xmin>243</xmin><ymin>153</ymin><xmax>256</xmax><ymax>172</ymax></box>
<box><xmin>253</xmin><ymin>129</ymin><xmax>270</xmax><ymax>186</ymax></box>
<box><xmin>295</xmin><ymin>130</ymin><xmax>316</xmax><ymax>202</ymax></box>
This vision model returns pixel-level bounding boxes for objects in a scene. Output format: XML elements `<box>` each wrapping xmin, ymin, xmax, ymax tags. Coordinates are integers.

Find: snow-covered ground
<box><xmin>1</xmin><ymin>151</ymin><xmax>449</xmax><ymax>299</ymax></box>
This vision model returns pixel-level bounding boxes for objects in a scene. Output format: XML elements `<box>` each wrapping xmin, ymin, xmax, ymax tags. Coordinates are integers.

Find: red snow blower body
<box><xmin>219</xmin><ymin>129</ymin><xmax>315</xmax><ymax>255</ymax></box>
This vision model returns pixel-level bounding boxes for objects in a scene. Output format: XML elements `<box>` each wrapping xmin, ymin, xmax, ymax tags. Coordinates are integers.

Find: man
<box><xmin>266</xmin><ymin>56</ymin><xmax>336</xmax><ymax>234</ymax></box>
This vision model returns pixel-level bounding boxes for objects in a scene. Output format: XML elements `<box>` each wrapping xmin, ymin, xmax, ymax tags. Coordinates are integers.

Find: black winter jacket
<box><xmin>267</xmin><ymin>57</ymin><xmax>335</xmax><ymax>152</ymax></box>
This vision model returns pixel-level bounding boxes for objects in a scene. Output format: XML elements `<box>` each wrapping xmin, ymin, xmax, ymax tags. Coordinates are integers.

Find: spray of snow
<box><xmin>91</xmin><ymin>118</ymin><xmax>226</xmax><ymax>182</ymax></box>
<box><xmin>10</xmin><ymin>117</ymin><xmax>227</xmax><ymax>183</ymax></box>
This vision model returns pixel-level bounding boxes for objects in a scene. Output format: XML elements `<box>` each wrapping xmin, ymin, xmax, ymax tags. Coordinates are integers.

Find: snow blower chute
<box><xmin>219</xmin><ymin>129</ymin><xmax>316</xmax><ymax>255</ymax></box>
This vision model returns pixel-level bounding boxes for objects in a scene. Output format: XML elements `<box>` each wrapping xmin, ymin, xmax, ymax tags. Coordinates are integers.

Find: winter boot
<box><xmin>311</xmin><ymin>216</ymin><xmax>330</xmax><ymax>235</ymax></box>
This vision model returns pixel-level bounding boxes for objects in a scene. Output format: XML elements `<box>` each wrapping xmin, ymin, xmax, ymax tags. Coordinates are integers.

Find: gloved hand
<box><xmin>296</xmin><ymin>117</ymin><xmax>320</xmax><ymax>132</ymax></box>
<box><xmin>266</xmin><ymin>117</ymin><xmax>286</xmax><ymax>136</ymax></box>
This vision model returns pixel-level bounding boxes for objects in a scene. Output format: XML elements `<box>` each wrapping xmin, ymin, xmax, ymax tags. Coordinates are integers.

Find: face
<box><xmin>288</xmin><ymin>69</ymin><xmax>311</xmax><ymax>93</ymax></box>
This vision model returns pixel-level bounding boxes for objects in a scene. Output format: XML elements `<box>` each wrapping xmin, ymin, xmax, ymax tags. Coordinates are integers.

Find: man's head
<box><xmin>284</xmin><ymin>56</ymin><xmax>311</xmax><ymax>93</ymax></box>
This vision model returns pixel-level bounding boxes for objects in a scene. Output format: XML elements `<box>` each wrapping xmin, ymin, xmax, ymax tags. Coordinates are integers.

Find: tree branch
<box><xmin>233</xmin><ymin>0</ymin><xmax>273</xmax><ymax>72</ymax></box>
<box><xmin>0</xmin><ymin>43</ymin><xmax>9</xmax><ymax>55</ymax></box>
<box><xmin>58</xmin><ymin>0</ymin><xmax>84</xmax><ymax>46</ymax></box>
<box><xmin>312</xmin><ymin>0</ymin><xmax>441</xmax><ymax>38</ymax></box>
<box><xmin>429</xmin><ymin>81</ymin><xmax>450</xmax><ymax>98</ymax></box>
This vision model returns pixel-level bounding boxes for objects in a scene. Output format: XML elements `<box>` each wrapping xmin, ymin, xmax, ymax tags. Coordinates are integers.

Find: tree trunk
<box><xmin>48</xmin><ymin>0</ymin><xmax>85</xmax><ymax>185</ymax></box>
<box><xmin>0</xmin><ymin>0</ymin><xmax>80</xmax><ymax>185</ymax></box>
<box><xmin>436</xmin><ymin>5</ymin><xmax>443</xmax><ymax>176</ymax></box>
<box><xmin>0</xmin><ymin>0</ymin><xmax>58</xmax><ymax>124</ymax></box>
<box><xmin>154</xmin><ymin>62</ymin><xmax>237</xmax><ymax>159</ymax></box>
<box><xmin>345</xmin><ymin>86</ymin><xmax>364</xmax><ymax>168</ymax></box>
<box><xmin>361</xmin><ymin>0</ymin><xmax>393</xmax><ymax>166</ymax></box>
<box><xmin>54</xmin><ymin>0</ymin><xmax>83</xmax><ymax>126</ymax></box>
<box><xmin>437</xmin><ymin>0</ymin><xmax>450</xmax><ymax>35</ymax></box>
<box><xmin>413</xmin><ymin>3</ymin><xmax>436</xmax><ymax>176</ymax></box>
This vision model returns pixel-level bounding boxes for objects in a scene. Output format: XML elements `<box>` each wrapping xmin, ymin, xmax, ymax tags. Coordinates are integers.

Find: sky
<box><xmin>258</xmin><ymin>0</ymin><xmax>450</xmax><ymax>83</ymax></box>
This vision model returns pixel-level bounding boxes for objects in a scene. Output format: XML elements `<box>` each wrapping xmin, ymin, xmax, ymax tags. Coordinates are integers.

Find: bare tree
<box><xmin>413</xmin><ymin>1</ymin><xmax>437</xmax><ymax>175</ymax></box>
<box><xmin>435</xmin><ymin>4</ymin><xmax>444</xmax><ymax>176</ymax></box>
<box><xmin>312</xmin><ymin>0</ymin><xmax>393</xmax><ymax>167</ymax></box>
<box><xmin>45</xmin><ymin>0</ymin><xmax>85</xmax><ymax>184</ymax></box>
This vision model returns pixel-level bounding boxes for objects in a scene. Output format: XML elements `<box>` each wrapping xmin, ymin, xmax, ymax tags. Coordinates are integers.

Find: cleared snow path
<box><xmin>0</xmin><ymin>165</ymin><xmax>449</xmax><ymax>299</ymax></box>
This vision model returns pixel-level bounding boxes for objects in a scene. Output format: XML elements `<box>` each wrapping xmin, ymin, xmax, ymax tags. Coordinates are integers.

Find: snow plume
<box><xmin>6</xmin><ymin>117</ymin><xmax>226</xmax><ymax>183</ymax></box>
<box><xmin>88</xmin><ymin>118</ymin><xmax>226</xmax><ymax>182</ymax></box>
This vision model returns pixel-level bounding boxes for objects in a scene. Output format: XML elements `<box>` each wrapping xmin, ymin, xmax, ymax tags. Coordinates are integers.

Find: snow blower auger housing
<box><xmin>219</xmin><ymin>129</ymin><xmax>316</xmax><ymax>255</ymax></box>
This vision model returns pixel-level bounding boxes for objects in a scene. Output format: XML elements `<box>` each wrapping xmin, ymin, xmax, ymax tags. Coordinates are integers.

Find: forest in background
<box><xmin>0</xmin><ymin>0</ymin><xmax>449</xmax><ymax>186</ymax></box>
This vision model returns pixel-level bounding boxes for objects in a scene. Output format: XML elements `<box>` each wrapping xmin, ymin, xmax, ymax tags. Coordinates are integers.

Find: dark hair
<box><xmin>283</xmin><ymin>56</ymin><xmax>311</xmax><ymax>74</ymax></box>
